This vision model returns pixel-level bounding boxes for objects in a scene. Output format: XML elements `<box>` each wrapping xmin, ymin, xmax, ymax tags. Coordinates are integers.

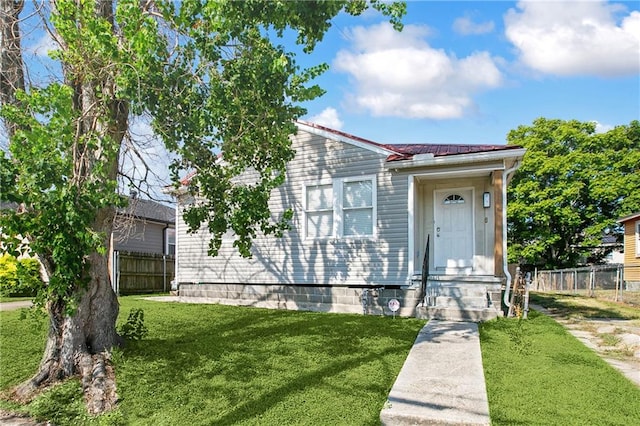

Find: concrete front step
<box><xmin>416</xmin><ymin>305</ymin><xmax>500</xmax><ymax>322</ymax></box>
<box><xmin>434</xmin><ymin>296</ymin><xmax>489</xmax><ymax>309</ymax></box>
<box><xmin>420</xmin><ymin>276</ymin><xmax>503</xmax><ymax>322</ymax></box>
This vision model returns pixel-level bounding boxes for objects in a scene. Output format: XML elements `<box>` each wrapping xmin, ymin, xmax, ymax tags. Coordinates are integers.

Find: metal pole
<box><xmin>163</xmin><ymin>255</ymin><xmax>167</xmax><ymax>293</ymax></box>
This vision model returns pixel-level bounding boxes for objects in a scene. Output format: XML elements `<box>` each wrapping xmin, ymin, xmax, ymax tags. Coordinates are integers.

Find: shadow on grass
<box><xmin>117</xmin><ymin>302</ymin><xmax>423</xmax><ymax>424</ymax></box>
<box><xmin>529</xmin><ymin>293</ymin><xmax>637</xmax><ymax>319</ymax></box>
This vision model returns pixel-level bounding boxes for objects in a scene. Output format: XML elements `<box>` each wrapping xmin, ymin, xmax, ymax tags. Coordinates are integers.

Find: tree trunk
<box><xmin>0</xmin><ymin>0</ymin><xmax>25</xmax><ymax>139</ymax></box>
<box><xmin>3</xmin><ymin>0</ymin><xmax>127</xmax><ymax>414</ymax></box>
<box><xmin>11</xmin><ymin>209</ymin><xmax>121</xmax><ymax>414</ymax></box>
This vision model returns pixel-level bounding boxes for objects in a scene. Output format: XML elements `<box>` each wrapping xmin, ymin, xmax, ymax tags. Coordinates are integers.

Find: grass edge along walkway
<box><xmin>480</xmin><ymin>310</ymin><xmax>640</xmax><ymax>426</ymax></box>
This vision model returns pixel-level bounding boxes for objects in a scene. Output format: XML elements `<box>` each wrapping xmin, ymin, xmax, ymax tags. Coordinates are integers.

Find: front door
<box><xmin>434</xmin><ymin>189</ymin><xmax>474</xmax><ymax>272</ymax></box>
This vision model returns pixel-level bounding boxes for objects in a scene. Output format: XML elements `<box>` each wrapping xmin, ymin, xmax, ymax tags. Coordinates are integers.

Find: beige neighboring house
<box><xmin>175</xmin><ymin>121</ymin><xmax>526</xmax><ymax>321</ymax></box>
<box><xmin>618</xmin><ymin>212</ymin><xmax>640</xmax><ymax>290</ymax></box>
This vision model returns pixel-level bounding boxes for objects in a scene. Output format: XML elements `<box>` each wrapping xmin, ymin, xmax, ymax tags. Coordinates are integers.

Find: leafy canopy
<box><xmin>1</xmin><ymin>0</ymin><xmax>406</xmax><ymax>304</ymax></box>
<box><xmin>115</xmin><ymin>0</ymin><xmax>405</xmax><ymax>257</ymax></box>
<box><xmin>507</xmin><ymin>118</ymin><xmax>640</xmax><ymax>268</ymax></box>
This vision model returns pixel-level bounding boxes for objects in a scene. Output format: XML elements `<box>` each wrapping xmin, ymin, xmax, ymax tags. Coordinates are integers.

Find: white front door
<box><xmin>434</xmin><ymin>189</ymin><xmax>474</xmax><ymax>272</ymax></box>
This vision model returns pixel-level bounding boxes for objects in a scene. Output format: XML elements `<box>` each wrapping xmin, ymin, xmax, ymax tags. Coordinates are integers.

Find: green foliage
<box><xmin>1</xmin><ymin>82</ymin><xmax>121</xmax><ymax>308</ymax></box>
<box><xmin>0</xmin><ymin>254</ymin><xmax>42</xmax><ymax>297</ymax></box>
<box><xmin>507</xmin><ymin>118</ymin><xmax>640</xmax><ymax>268</ymax></box>
<box><xmin>111</xmin><ymin>0</ymin><xmax>405</xmax><ymax>258</ymax></box>
<box><xmin>117</xmin><ymin>308</ymin><xmax>148</xmax><ymax>341</ymax></box>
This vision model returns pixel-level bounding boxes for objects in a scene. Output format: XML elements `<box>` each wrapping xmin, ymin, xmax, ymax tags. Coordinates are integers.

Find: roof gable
<box><xmin>295</xmin><ymin>120</ymin><xmax>523</xmax><ymax>162</ymax></box>
<box><xmin>618</xmin><ymin>212</ymin><xmax>640</xmax><ymax>224</ymax></box>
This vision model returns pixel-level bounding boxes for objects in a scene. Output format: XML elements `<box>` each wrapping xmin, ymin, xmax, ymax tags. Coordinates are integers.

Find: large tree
<box><xmin>507</xmin><ymin>118</ymin><xmax>640</xmax><ymax>269</ymax></box>
<box><xmin>0</xmin><ymin>0</ymin><xmax>405</xmax><ymax>414</ymax></box>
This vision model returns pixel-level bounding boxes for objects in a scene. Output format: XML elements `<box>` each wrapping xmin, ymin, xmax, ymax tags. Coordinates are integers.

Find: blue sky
<box><xmin>296</xmin><ymin>0</ymin><xmax>640</xmax><ymax>145</ymax></box>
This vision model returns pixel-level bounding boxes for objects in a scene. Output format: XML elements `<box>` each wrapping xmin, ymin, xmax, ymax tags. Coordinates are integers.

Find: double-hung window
<box><xmin>305</xmin><ymin>183</ymin><xmax>334</xmax><ymax>238</ymax></box>
<box><xmin>304</xmin><ymin>176</ymin><xmax>376</xmax><ymax>239</ymax></box>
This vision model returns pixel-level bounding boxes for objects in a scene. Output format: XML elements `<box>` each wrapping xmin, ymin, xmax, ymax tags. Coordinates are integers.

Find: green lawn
<box><xmin>480</xmin><ymin>310</ymin><xmax>640</xmax><ymax>425</ymax></box>
<box><xmin>2</xmin><ymin>297</ymin><xmax>640</xmax><ymax>425</ymax></box>
<box><xmin>0</xmin><ymin>298</ymin><xmax>424</xmax><ymax>425</ymax></box>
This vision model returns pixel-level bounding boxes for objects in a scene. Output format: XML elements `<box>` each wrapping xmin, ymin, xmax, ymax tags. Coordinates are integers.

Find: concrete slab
<box><xmin>380</xmin><ymin>320</ymin><xmax>490</xmax><ymax>426</ymax></box>
<box><xmin>0</xmin><ymin>300</ymin><xmax>33</xmax><ymax>311</ymax></box>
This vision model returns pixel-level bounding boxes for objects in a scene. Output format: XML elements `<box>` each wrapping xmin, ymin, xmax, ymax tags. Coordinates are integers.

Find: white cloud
<box><xmin>505</xmin><ymin>0</ymin><xmax>640</xmax><ymax>77</ymax></box>
<box><xmin>27</xmin><ymin>33</ymin><xmax>59</xmax><ymax>58</ymax></box>
<box><xmin>593</xmin><ymin>121</ymin><xmax>614</xmax><ymax>133</ymax></box>
<box><xmin>453</xmin><ymin>16</ymin><xmax>495</xmax><ymax>35</ymax></box>
<box><xmin>307</xmin><ymin>107</ymin><xmax>344</xmax><ymax>129</ymax></box>
<box><xmin>333</xmin><ymin>23</ymin><xmax>503</xmax><ymax>119</ymax></box>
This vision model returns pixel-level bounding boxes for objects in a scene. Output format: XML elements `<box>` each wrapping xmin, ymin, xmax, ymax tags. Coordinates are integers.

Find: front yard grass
<box><xmin>1</xmin><ymin>297</ymin><xmax>424</xmax><ymax>425</ymax></box>
<box><xmin>3</xmin><ymin>296</ymin><xmax>640</xmax><ymax>425</ymax></box>
<box><xmin>480</xmin><ymin>309</ymin><xmax>640</xmax><ymax>425</ymax></box>
<box><xmin>529</xmin><ymin>292</ymin><xmax>640</xmax><ymax>320</ymax></box>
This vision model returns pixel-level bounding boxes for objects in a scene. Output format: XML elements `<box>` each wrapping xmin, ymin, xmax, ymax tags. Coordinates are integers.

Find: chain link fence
<box><xmin>533</xmin><ymin>264</ymin><xmax>640</xmax><ymax>304</ymax></box>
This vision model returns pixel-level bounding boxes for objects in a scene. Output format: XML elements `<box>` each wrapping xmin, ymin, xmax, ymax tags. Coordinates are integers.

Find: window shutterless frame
<box><xmin>303</xmin><ymin>175</ymin><xmax>377</xmax><ymax>240</ymax></box>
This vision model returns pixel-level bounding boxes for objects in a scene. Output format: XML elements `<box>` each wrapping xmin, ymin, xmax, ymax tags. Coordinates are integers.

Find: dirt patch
<box><xmin>0</xmin><ymin>410</ymin><xmax>48</xmax><ymax>426</ymax></box>
<box><xmin>532</xmin><ymin>304</ymin><xmax>640</xmax><ymax>386</ymax></box>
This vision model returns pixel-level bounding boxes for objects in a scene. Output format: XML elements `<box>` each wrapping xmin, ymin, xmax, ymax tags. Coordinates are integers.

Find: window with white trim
<box><xmin>305</xmin><ymin>183</ymin><xmax>334</xmax><ymax>238</ymax></box>
<box><xmin>165</xmin><ymin>228</ymin><xmax>176</xmax><ymax>255</ymax></box>
<box><xmin>636</xmin><ymin>220</ymin><xmax>640</xmax><ymax>257</ymax></box>
<box><xmin>304</xmin><ymin>176</ymin><xmax>376</xmax><ymax>239</ymax></box>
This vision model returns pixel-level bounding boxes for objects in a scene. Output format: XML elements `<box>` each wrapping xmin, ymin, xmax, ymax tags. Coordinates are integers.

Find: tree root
<box><xmin>8</xmin><ymin>352</ymin><xmax>117</xmax><ymax>416</ymax></box>
<box><xmin>78</xmin><ymin>352</ymin><xmax>118</xmax><ymax>414</ymax></box>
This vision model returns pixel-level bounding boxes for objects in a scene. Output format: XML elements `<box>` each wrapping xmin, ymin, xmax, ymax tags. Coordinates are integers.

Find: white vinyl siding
<box><xmin>176</xmin><ymin>130</ymin><xmax>409</xmax><ymax>287</ymax></box>
<box><xmin>304</xmin><ymin>176</ymin><xmax>376</xmax><ymax>240</ymax></box>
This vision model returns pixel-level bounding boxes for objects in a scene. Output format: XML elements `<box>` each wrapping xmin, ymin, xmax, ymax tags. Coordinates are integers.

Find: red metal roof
<box><xmin>180</xmin><ymin>122</ymin><xmax>524</xmax><ymax>185</ymax></box>
<box><xmin>296</xmin><ymin>121</ymin><xmax>523</xmax><ymax>162</ymax></box>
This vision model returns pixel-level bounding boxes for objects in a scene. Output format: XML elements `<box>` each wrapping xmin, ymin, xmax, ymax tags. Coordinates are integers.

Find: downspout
<box><xmin>502</xmin><ymin>160</ymin><xmax>521</xmax><ymax>311</ymax></box>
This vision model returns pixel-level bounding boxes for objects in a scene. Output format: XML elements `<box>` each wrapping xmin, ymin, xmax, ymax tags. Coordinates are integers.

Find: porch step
<box><xmin>435</xmin><ymin>296</ymin><xmax>489</xmax><ymax>309</ymax></box>
<box><xmin>418</xmin><ymin>278</ymin><xmax>503</xmax><ymax>322</ymax></box>
<box><xmin>416</xmin><ymin>305</ymin><xmax>500</xmax><ymax>322</ymax></box>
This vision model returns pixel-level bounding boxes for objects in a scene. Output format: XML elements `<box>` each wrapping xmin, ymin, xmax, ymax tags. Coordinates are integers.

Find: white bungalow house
<box><xmin>174</xmin><ymin>121</ymin><xmax>526</xmax><ymax>321</ymax></box>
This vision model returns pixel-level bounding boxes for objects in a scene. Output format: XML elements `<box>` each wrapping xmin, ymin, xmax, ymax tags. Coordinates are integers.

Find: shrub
<box><xmin>0</xmin><ymin>253</ymin><xmax>42</xmax><ymax>297</ymax></box>
<box><xmin>118</xmin><ymin>308</ymin><xmax>148</xmax><ymax>341</ymax></box>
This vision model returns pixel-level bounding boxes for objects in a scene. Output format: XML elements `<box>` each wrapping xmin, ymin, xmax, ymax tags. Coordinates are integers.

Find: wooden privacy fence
<box><xmin>112</xmin><ymin>251</ymin><xmax>175</xmax><ymax>295</ymax></box>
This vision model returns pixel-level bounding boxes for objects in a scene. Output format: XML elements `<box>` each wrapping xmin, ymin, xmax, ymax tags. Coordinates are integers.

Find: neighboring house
<box><xmin>109</xmin><ymin>196</ymin><xmax>176</xmax><ymax>295</ymax></box>
<box><xmin>176</xmin><ymin>121</ymin><xmax>526</xmax><ymax>320</ymax></box>
<box><xmin>617</xmin><ymin>212</ymin><xmax>640</xmax><ymax>290</ymax></box>
<box><xmin>112</xmin><ymin>195</ymin><xmax>176</xmax><ymax>256</ymax></box>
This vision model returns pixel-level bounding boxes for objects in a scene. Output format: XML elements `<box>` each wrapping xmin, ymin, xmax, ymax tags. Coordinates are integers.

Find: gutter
<box><xmin>502</xmin><ymin>160</ymin><xmax>522</xmax><ymax>311</ymax></box>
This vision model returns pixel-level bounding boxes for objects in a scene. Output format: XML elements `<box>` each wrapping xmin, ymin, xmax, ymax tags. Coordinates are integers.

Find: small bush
<box><xmin>118</xmin><ymin>308</ymin><xmax>148</xmax><ymax>341</ymax></box>
<box><xmin>0</xmin><ymin>254</ymin><xmax>41</xmax><ymax>297</ymax></box>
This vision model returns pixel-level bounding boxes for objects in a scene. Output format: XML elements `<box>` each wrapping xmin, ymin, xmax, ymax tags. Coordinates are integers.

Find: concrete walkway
<box><xmin>380</xmin><ymin>320</ymin><xmax>490</xmax><ymax>425</ymax></box>
<box><xmin>0</xmin><ymin>300</ymin><xmax>33</xmax><ymax>311</ymax></box>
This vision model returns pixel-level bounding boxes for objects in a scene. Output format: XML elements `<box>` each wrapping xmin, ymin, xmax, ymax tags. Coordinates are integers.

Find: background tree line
<box><xmin>507</xmin><ymin>118</ymin><xmax>640</xmax><ymax>269</ymax></box>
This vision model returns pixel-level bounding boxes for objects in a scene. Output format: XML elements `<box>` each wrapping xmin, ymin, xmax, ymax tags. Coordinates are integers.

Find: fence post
<box><xmin>163</xmin><ymin>255</ymin><xmax>167</xmax><ymax>293</ymax></box>
<box><xmin>615</xmin><ymin>265</ymin><xmax>621</xmax><ymax>302</ymax></box>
